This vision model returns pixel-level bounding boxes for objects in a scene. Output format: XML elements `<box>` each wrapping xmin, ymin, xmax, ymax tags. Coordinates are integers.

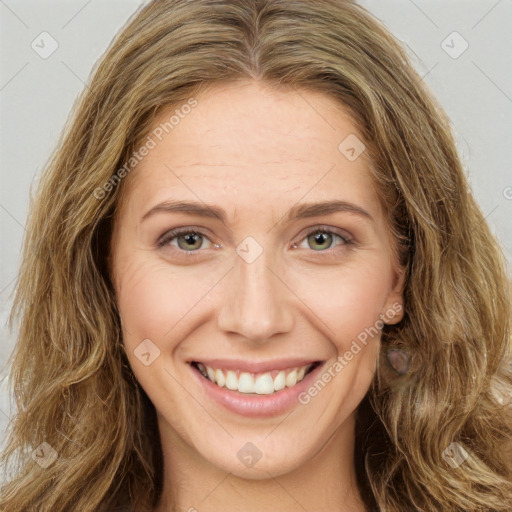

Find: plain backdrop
<box><xmin>0</xmin><ymin>0</ymin><xmax>511</xmax><ymax>456</ymax></box>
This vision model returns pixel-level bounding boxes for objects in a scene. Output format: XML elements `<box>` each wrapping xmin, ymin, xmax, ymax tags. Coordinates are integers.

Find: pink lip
<box><xmin>189</xmin><ymin>361</ymin><xmax>325</xmax><ymax>418</ymax></box>
<box><xmin>189</xmin><ymin>358</ymin><xmax>318</xmax><ymax>374</ymax></box>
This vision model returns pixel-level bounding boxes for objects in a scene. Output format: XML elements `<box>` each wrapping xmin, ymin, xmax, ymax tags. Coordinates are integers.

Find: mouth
<box><xmin>190</xmin><ymin>360</ymin><xmax>322</xmax><ymax>396</ymax></box>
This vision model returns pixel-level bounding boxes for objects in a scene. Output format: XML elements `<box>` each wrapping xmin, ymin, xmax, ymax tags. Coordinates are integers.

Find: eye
<box><xmin>157</xmin><ymin>225</ymin><xmax>354</xmax><ymax>259</ymax></box>
<box><xmin>293</xmin><ymin>227</ymin><xmax>353</xmax><ymax>254</ymax></box>
<box><xmin>157</xmin><ymin>228</ymin><xmax>214</xmax><ymax>255</ymax></box>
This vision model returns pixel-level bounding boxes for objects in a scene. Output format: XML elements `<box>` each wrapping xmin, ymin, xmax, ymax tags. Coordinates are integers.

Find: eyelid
<box><xmin>296</xmin><ymin>224</ymin><xmax>354</xmax><ymax>244</ymax></box>
<box><xmin>157</xmin><ymin>224</ymin><xmax>355</xmax><ymax>257</ymax></box>
<box><xmin>157</xmin><ymin>226</ymin><xmax>216</xmax><ymax>250</ymax></box>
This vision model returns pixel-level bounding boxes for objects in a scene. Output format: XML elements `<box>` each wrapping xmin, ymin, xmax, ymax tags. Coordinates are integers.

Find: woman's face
<box><xmin>110</xmin><ymin>80</ymin><xmax>404</xmax><ymax>478</ymax></box>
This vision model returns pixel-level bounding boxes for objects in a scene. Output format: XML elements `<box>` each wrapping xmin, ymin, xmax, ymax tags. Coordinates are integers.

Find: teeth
<box><xmin>196</xmin><ymin>362</ymin><xmax>315</xmax><ymax>395</ymax></box>
<box><xmin>254</xmin><ymin>373</ymin><xmax>274</xmax><ymax>395</ymax></box>
<box><xmin>273</xmin><ymin>371</ymin><xmax>286</xmax><ymax>391</ymax></box>
<box><xmin>225</xmin><ymin>370</ymin><xmax>238</xmax><ymax>391</ymax></box>
<box><xmin>238</xmin><ymin>372</ymin><xmax>255</xmax><ymax>393</ymax></box>
<box><xmin>206</xmin><ymin>366</ymin><xmax>215</xmax><ymax>381</ymax></box>
<box><xmin>285</xmin><ymin>370</ymin><xmax>298</xmax><ymax>387</ymax></box>
<box><xmin>214</xmin><ymin>368</ymin><xmax>226</xmax><ymax>387</ymax></box>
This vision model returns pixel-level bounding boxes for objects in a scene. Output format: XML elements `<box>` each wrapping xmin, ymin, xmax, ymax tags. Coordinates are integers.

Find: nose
<box><xmin>216</xmin><ymin>244</ymin><xmax>294</xmax><ymax>344</ymax></box>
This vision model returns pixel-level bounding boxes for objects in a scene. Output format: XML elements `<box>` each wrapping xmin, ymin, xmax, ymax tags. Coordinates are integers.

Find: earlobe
<box><xmin>382</xmin><ymin>300</ymin><xmax>404</xmax><ymax>325</ymax></box>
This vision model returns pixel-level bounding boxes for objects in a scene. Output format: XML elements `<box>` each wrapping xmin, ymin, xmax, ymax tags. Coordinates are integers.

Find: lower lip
<box><xmin>190</xmin><ymin>362</ymin><xmax>325</xmax><ymax>418</ymax></box>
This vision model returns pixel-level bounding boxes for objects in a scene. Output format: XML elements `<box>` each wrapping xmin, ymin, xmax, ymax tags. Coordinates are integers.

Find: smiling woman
<box><xmin>1</xmin><ymin>1</ymin><xmax>512</xmax><ymax>512</ymax></box>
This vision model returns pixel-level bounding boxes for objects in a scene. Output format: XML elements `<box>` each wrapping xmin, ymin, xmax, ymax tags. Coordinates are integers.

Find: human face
<box><xmin>110</xmin><ymin>80</ymin><xmax>404</xmax><ymax>478</ymax></box>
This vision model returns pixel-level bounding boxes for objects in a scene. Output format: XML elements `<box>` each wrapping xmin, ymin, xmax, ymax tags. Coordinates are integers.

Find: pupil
<box><xmin>310</xmin><ymin>232</ymin><xmax>331</xmax><ymax>250</ymax></box>
<box><xmin>179</xmin><ymin>233</ymin><xmax>201</xmax><ymax>250</ymax></box>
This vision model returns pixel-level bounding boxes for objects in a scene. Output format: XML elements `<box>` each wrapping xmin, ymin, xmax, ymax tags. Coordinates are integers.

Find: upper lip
<box><xmin>190</xmin><ymin>358</ymin><xmax>321</xmax><ymax>374</ymax></box>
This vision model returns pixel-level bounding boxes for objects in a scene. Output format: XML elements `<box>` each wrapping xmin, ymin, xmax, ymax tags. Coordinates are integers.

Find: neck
<box><xmin>154</xmin><ymin>413</ymin><xmax>367</xmax><ymax>512</ymax></box>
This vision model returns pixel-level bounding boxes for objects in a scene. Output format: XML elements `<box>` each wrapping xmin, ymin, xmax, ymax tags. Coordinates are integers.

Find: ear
<box><xmin>381</xmin><ymin>264</ymin><xmax>406</xmax><ymax>325</ymax></box>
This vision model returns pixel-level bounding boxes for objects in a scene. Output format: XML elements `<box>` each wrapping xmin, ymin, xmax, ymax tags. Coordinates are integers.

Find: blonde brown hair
<box><xmin>1</xmin><ymin>0</ymin><xmax>511</xmax><ymax>510</ymax></box>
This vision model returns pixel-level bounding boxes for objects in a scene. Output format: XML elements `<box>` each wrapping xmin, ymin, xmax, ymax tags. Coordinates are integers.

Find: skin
<box><xmin>110</xmin><ymin>80</ymin><xmax>405</xmax><ymax>512</ymax></box>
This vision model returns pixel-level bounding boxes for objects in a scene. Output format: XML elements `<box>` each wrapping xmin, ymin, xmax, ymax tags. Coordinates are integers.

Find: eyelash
<box><xmin>157</xmin><ymin>226</ymin><xmax>354</xmax><ymax>259</ymax></box>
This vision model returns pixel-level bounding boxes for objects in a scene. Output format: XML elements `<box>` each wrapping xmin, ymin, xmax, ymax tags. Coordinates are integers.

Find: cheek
<box><xmin>115</xmin><ymin>245</ymin><xmax>393</xmax><ymax>357</ymax></box>
<box><xmin>114</xmin><ymin>257</ymin><xmax>181</xmax><ymax>346</ymax></box>
<box><xmin>292</xmin><ymin>259</ymin><xmax>392</xmax><ymax>347</ymax></box>
<box><xmin>114</xmin><ymin>254</ymin><xmax>221</xmax><ymax>349</ymax></box>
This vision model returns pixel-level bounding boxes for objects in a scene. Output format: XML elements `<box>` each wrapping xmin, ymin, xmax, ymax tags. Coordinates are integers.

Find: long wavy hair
<box><xmin>1</xmin><ymin>0</ymin><xmax>511</xmax><ymax>510</ymax></box>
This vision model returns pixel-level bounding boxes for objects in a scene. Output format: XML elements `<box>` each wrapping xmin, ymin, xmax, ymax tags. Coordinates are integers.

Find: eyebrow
<box><xmin>141</xmin><ymin>199</ymin><xmax>374</xmax><ymax>224</ymax></box>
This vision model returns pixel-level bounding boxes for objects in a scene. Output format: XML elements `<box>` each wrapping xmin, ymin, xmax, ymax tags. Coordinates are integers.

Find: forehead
<box><xmin>119</xmin><ymin>80</ymin><xmax>381</xmax><ymax>223</ymax></box>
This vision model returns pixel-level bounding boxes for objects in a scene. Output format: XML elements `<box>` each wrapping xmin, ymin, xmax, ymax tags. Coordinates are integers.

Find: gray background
<box><xmin>0</xmin><ymin>0</ymin><xmax>511</xmax><ymax>454</ymax></box>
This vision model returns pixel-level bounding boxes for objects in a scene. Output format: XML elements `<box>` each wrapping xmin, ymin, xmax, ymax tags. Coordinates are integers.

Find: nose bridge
<box><xmin>217</xmin><ymin>236</ymin><xmax>294</xmax><ymax>342</ymax></box>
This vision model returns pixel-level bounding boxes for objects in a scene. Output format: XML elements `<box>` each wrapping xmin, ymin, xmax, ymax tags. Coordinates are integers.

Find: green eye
<box><xmin>158</xmin><ymin>229</ymin><xmax>213</xmax><ymax>253</ymax></box>
<box><xmin>298</xmin><ymin>228</ymin><xmax>352</xmax><ymax>252</ymax></box>
<box><xmin>158</xmin><ymin>226</ymin><xmax>353</xmax><ymax>259</ymax></box>
<box><xmin>176</xmin><ymin>232</ymin><xmax>204</xmax><ymax>251</ymax></box>
<box><xmin>307</xmin><ymin>231</ymin><xmax>336</xmax><ymax>251</ymax></box>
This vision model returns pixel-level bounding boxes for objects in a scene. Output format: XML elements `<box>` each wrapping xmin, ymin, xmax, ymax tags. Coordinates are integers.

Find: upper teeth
<box><xmin>196</xmin><ymin>363</ymin><xmax>313</xmax><ymax>395</ymax></box>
